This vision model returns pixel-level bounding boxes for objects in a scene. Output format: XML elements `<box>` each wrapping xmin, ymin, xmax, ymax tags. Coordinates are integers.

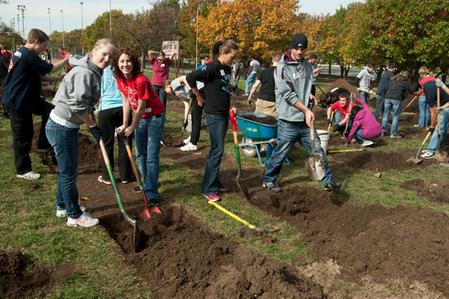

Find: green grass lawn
<box><xmin>1</xmin><ymin>81</ymin><xmax>448</xmax><ymax>297</ymax></box>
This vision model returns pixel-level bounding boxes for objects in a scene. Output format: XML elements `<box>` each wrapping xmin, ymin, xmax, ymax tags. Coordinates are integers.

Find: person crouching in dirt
<box><xmin>326</xmin><ymin>91</ymin><xmax>355</xmax><ymax>136</ymax></box>
<box><xmin>46</xmin><ymin>38</ymin><xmax>116</xmax><ymax>228</ymax></box>
<box><xmin>420</xmin><ymin>79</ymin><xmax>449</xmax><ymax>160</ymax></box>
<box><xmin>381</xmin><ymin>71</ymin><xmax>412</xmax><ymax>139</ymax></box>
<box><xmin>262</xmin><ymin>33</ymin><xmax>341</xmax><ymax>193</ymax></box>
<box><xmin>114</xmin><ymin>48</ymin><xmax>166</xmax><ymax>208</ymax></box>
<box><xmin>186</xmin><ymin>39</ymin><xmax>240</xmax><ymax>202</ymax></box>
<box><xmin>346</xmin><ymin>97</ymin><xmax>381</xmax><ymax>147</ymax></box>
<box><xmin>247</xmin><ymin>53</ymin><xmax>281</xmax><ymax>117</ymax></box>
<box><xmin>166</xmin><ymin>76</ymin><xmax>205</xmax><ymax>151</ymax></box>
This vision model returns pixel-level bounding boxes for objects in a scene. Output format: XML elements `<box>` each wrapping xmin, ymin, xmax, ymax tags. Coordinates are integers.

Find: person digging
<box><xmin>326</xmin><ymin>91</ymin><xmax>355</xmax><ymax>138</ymax></box>
<box><xmin>262</xmin><ymin>33</ymin><xmax>341</xmax><ymax>193</ymax></box>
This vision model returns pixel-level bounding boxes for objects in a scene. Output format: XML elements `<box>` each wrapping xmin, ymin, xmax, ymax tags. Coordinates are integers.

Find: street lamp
<box><xmin>80</xmin><ymin>2</ymin><xmax>84</xmax><ymax>54</ymax></box>
<box><xmin>17</xmin><ymin>5</ymin><xmax>26</xmax><ymax>39</ymax></box>
<box><xmin>60</xmin><ymin>9</ymin><xmax>65</xmax><ymax>48</ymax></box>
<box><xmin>109</xmin><ymin>0</ymin><xmax>112</xmax><ymax>39</ymax></box>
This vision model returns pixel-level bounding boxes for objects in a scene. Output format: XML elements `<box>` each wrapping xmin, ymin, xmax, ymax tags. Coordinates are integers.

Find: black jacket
<box><xmin>385</xmin><ymin>79</ymin><xmax>411</xmax><ymax>101</ymax></box>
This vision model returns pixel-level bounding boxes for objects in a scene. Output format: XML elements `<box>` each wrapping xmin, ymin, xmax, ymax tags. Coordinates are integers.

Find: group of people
<box><xmin>3</xmin><ymin>28</ymin><xmax>449</xmax><ymax>229</ymax></box>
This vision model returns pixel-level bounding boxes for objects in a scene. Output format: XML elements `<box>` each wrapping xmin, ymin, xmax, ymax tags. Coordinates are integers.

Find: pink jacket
<box><xmin>347</xmin><ymin>97</ymin><xmax>382</xmax><ymax>143</ymax></box>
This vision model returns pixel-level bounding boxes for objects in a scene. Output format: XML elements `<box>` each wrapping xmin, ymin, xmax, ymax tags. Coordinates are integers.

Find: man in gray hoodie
<box><xmin>262</xmin><ymin>33</ymin><xmax>341</xmax><ymax>192</ymax></box>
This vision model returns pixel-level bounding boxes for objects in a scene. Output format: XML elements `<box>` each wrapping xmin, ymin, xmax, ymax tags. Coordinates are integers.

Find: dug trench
<box><xmin>100</xmin><ymin>205</ymin><xmax>324</xmax><ymax>298</ymax></box>
<box><xmin>160</xmin><ymin>137</ymin><xmax>449</xmax><ymax>296</ymax></box>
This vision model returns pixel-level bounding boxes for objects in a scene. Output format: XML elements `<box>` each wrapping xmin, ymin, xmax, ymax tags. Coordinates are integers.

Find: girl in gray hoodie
<box><xmin>45</xmin><ymin>39</ymin><xmax>115</xmax><ymax>228</ymax></box>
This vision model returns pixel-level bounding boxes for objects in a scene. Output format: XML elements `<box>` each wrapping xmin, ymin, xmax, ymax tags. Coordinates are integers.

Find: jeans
<box><xmin>355</xmin><ymin>128</ymin><xmax>366</xmax><ymax>142</ymax></box>
<box><xmin>98</xmin><ymin>107</ymin><xmax>132</xmax><ymax>181</ymax></box>
<box><xmin>45</xmin><ymin>119</ymin><xmax>83</xmax><ymax>218</ymax></box>
<box><xmin>245</xmin><ymin>72</ymin><xmax>256</xmax><ymax>95</ymax></box>
<box><xmin>418</xmin><ymin>95</ymin><xmax>430</xmax><ymax>128</ymax></box>
<box><xmin>153</xmin><ymin>85</ymin><xmax>167</xmax><ymax>107</ymax></box>
<box><xmin>381</xmin><ymin>98</ymin><xmax>402</xmax><ymax>136</ymax></box>
<box><xmin>375</xmin><ymin>95</ymin><xmax>384</xmax><ymax>120</ymax></box>
<box><xmin>190</xmin><ymin>95</ymin><xmax>203</xmax><ymax>145</ymax></box>
<box><xmin>359</xmin><ymin>91</ymin><xmax>369</xmax><ymax>103</ymax></box>
<box><xmin>135</xmin><ymin>114</ymin><xmax>165</xmax><ymax>203</ymax></box>
<box><xmin>426</xmin><ymin>108</ymin><xmax>449</xmax><ymax>154</ymax></box>
<box><xmin>202</xmin><ymin>113</ymin><xmax>228</xmax><ymax>195</ymax></box>
<box><xmin>263</xmin><ymin>119</ymin><xmax>333</xmax><ymax>187</ymax></box>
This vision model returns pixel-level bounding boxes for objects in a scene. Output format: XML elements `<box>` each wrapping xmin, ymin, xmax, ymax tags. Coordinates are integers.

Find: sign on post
<box><xmin>162</xmin><ymin>40</ymin><xmax>179</xmax><ymax>59</ymax></box>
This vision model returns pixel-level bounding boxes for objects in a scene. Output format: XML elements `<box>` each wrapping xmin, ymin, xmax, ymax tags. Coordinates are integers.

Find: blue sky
<box><xmin>1</xmin><ymin>0</ymin><xmax>362</xmax><ymax>36</ymax></box>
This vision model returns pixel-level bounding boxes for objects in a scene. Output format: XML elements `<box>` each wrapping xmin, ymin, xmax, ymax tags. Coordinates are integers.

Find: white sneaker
<box><xmin>180</xmin><ymin>142</ymin><xmax>198</xmax><ymax>152</ymax></box>
<box><xmin>361</xmin><ymin>140</ymin><xmax>374</xmax><ymax>147</ymax></box>
<box><xmin>183</xmin><ymin>135</ymin><xmax>191</xmax><ymax>144</ymax></box>
<box><xmin>67</xmin><ymin>212</ymin><xmax>99</xmax><ymax>228</ymax></box>
<box><xmin>16</xmin><ymin>171</ymin><xmax>41</xmax><ymax>180</ymax></box>
<box><xmin>56</xmin><ymin>206</ymin><xmax>86</xmax><ymax>218</ymax></box>
<box><xmin>420</xmin><ymin>151</ymin><xmax>435</xmax><ymax>159</ymax></box>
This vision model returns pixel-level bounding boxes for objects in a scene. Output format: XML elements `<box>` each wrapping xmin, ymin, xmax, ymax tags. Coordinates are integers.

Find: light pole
<box><xmin>48</xmin><ymin>8</ymin><xmax>52</xmax><ymax>33</ymax></box>
<box><xmin>16</xmin><ymin>13</ymin><xmax>20</xmax><ymax>34</ymax></box>
<box><xmin>17</xmin><ymin>5</ymin><xmax>26</xmax><ymax>39</ymax></box>
<box><xmin>195</xmin><ymin>6</ymin><xmax>199</xmax><ymax>68</ymax></box>
<box><xmin>109</xmin><ymin>0</ymin><xmax>112</xmax><ymax>39</ymax></box>
<box><xmin>80</xmin><ymin>2</ymin><xmax>84</xmax><ymax>54</ymax></box>
<box><xmin>60</xmin><ymin>9</ymin><xmax>65</xmax><ymax>48</ymax></box>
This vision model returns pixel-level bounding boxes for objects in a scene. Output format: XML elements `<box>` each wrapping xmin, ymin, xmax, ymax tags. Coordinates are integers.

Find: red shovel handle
<box><xmin>229</xmin><ymin>110</ymin><xmax>237</xmax><ymax>132</ymax></box>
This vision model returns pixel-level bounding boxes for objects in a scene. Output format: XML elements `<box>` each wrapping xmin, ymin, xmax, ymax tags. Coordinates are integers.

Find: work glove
<box><xmin>427</xmin><ymin>127</ymin><xmax>435</xmax><ymax>134</ymax></box>
<box><xmin>89</xmin><ymin>125</ymin><xmax>103</xmax><ymax>142</ymax></box>
<box><xmin>332</xmin><ymin>123</ymin><xmax>341</xmax><ymax>132</ymax></box>
<box><xmin>435</xmin><ymin>79</ymin><xmax>447</xmax><ymax>89</ymax></box>
<box><xmin>326</xmin><ymin>118</ymin><xmax>332</xmax><ymax>125</ymax></box>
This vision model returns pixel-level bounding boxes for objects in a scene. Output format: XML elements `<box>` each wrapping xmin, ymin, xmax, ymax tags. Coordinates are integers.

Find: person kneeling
<box><xmin>346</xmin><ymin>97</ymin><xmax>382</xmax><ymax>147</ymax></box>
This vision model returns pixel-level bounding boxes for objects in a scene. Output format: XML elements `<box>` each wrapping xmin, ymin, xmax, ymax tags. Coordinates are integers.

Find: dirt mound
<box><xmin>400</xmin><ymin>179</ymin><xmax>449</xmax><ymax>203</ymax></box>
<box><xmin>101</xmin><ymin>205</ymin><xmax>324</xmax><ymax>298</ymax></box>
<box><xmin>331</xmin><ymin>149</ymin><xmax>435</xmax><ymax>171</ymax></box>
<box><xmin>250</xmin><ymin>187</ymin><xmax>449</xmax><ymax>296</ymax></box>
<box><xmin>324</xmin><ymin>79</ymin><xmax>359</xmax><ymax>95</ymax></box>
<box><xmin>77</xmin><ymin>133</ymin><xmax>101</xmax><ymax>173</ymax></box>
<box><xmin>0</xmin><ymin>251</ymin><xmax>55</xmax><ymax>298</ymax></box>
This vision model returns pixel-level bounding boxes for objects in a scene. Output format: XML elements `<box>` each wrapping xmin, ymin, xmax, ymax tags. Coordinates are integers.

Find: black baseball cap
<box><xmin>290</xmin><ymin>33</ymin><xmax>308</xmax><ymax>50</ymax></box>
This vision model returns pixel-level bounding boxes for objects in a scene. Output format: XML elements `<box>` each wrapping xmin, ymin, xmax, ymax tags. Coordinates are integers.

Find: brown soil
<box><xmin>400</xmin><ymin>178</ymin><xmax>449</xmax><ymax>203</ymax></box>
<box><xmin>238</xmin><ymin>113</ymin><xmax>277</xmax><ymax>125</ymax></box>
<box><xmin>249</xmin><ymin>187</ymin><xmax>449</xmax><ymax>296</ymax></box>
<box><xmin>330</xmin><ymin>148</ymin><xmax>436</xmax><ymax>171</ymax></box>
<box><xmin>101</xmin><ymin>205</ymin><xmax>323</xmax><ymax>298</ymax></box>
<box><xmin>0</xmin><ymin>251</ymin><xmax>74</xmax><ymax>299</ymax></box>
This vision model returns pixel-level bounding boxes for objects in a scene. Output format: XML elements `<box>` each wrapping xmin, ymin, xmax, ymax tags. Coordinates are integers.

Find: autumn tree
<box><xmin>197</xmin><ymin>0</ymin><xmax>298</xmax><ymax>64</ymax></box>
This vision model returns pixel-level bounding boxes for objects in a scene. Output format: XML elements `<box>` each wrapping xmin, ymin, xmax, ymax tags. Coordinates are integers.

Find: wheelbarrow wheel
<box><xmin>241</xmin><ymin>137</ymin><xmax>257</xmax><ymax>157</ymax></box>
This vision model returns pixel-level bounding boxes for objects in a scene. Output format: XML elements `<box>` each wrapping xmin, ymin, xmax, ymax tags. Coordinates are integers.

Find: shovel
<box><xmin>305</xmin><ymin>121</ymin><xmax>325</xmax><ymax>181</ymax></box>
<box><xmin>407</xmin><ymin>131</ymin><xmax>432</xmax><ymax>164</ymax></box>
<box><xmin>230</xmin><ymin>110</ymin><xmax>250</xmax><ymax>200</ymax></box>
<box><xmin>401</xmin><ymin>95</ymin><xmax>418</xmax><ymax>113</ymax></box>
<box><xmin>121</xmin><ymin>135</ymin><xmax>161</xmax><ymax>220</ymax></box>
<box><xmin>99</xmin><ymin>139</ymin><xmax>141</xmax><ymax>252</ymax></box>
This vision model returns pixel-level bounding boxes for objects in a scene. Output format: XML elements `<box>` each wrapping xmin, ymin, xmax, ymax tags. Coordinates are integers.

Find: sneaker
<box><xmin>381</xmin><ymin>131</ymin><xmax>387</xmax><ymax>137</ymax></box>
<box><xmin>262</xmin><ymin>181</ymin><xmax>282</xmax><ymax>193</ymax></box>
<box><xmin>413</xmin><ymin>124</ymin><xmax>420</xmax><ymax>128</ymax></box>
<box><xmin>151</xmin><ymin>206</ymin><xmax>162</xmax><ymax>214</ymax></box>
<box><xmin>180</xmin><ymin>142</ymin><xmax>198</xmax><ymax>152</ymax></box>
<box><xmin>121</xmin><ymin>180</ymin><xmax>129</xmax><ymax>184</ymax></box>
<box><xmin>361</xmin><ymin>140</ymin><xmax>374</xmax><ymax>147</ymax></box>
<box><xmin>66</xmin><ymin>212</ymin><xmax>99</xmax><ymax>227</ymax></box>
<box><xmin>183</xmin><ymin>135</ymin><xmax>191</xmax><ymax>145</ymax></box>
<box><xmin>97</xmin><ymin>175</ymin><xmax>112</xmax><ymax>185</ymax></box>
<box><xmin>420</xmin><ymin>151</ymin><xmax>435</xmax><ymax>159</ymax></box>
<box><xmin>202</xmin><ymin>193</ymin><xmax>221</xmax><ymax>202</ymax></box>
<box><xmin>323</xmin><ymin>181</ymin><xmax>342</xmax><ymax>192</ymax></box>
<box><xmin>131</xmin><ymin>186</ymin><xmax>142</xmax><ymax>193</ymax></box>
<box><xmin>16</xmin><ymin>171</ymin><xmax>41</xmax><ymax>180</ymax></box>
<box><xmin>421</xmin><ymin>149</ymin><xmax>429</xmax><ymax>154</ymax></box>
<box><xmin>390</xmin><ymin>135</ymin><xmax>403</xmax><ymax>139</ymax></box>
<box><xmin>56</xmin><ymin>206</ymin><xmax>86</xmax><ymax>218</ymax></box>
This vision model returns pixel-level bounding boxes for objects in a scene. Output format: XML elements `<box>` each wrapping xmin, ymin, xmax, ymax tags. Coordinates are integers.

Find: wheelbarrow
<box><xmin>236</xmin><ymin>112</ymin><xmax>278</xmax><ymax>167</ymax></box>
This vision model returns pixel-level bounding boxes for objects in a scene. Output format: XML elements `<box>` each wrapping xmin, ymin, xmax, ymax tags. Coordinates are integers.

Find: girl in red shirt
<box><xmin>114</xmin><ymin>48</ymin><xmax>166</xmax><ymax>207</ymax></box>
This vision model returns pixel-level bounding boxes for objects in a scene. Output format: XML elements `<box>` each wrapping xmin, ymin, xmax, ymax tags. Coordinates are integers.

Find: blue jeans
<box><xmin>355</xmin><ymin>128</ymin><xmax>365</xmax><ymax>142</ymax></box>
<box><xmin>359</xmin><ymin>91</ymin><xmax>369</xmax><ymax>103</ymax></box>
<box><xmin>135</xmin><ymin>114</ymin><xmax>165</xmax><ymax>203</ymax></box>
<box><xmin>263</xmin><ymin>119</ymin><xmax>333</xmax><ymax>187</ymax></box>
<box><xmin>153</xmin><ymin>85</ymin><xmax>167</xmax><ymax>107</ymax></box>
<box><xmin>381</xmin><ymin>98</ymin><xmax>402</xmax><ymax>136</ymax></box>
<box><xmin>418</xmin><ymin>95</ymin><xmax>430</xmax><ymax>128</ymax></box>
<box><xmin>245</xmin><ymin>72</ymin><xmax>256</xmax><ymax>95</ymax></box>
<box><xmin>45</xmin><ymin>119</ymin><xmax>83</xmax><ymax>218</ymax></box>
<box><xmin>202</xmin><ymin>113</ymin><xmax>228</xmax><ymax>195</ymax></box>
<box><xmin>375</xmin><ymin>95</ymin><xmax>384</xmax><ymax>119</ymax></box>
<box><xmin>427</xmin><ymin>108</ymin><xmax>449</xmax><ymax>154</ymax></box>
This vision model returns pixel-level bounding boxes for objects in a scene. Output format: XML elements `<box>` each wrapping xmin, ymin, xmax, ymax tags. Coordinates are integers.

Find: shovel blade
<box><xmin>236</xmin><ymin>179</ymin><xmax>250</xmax><ymax>200</ymax></box>
<box><xmin>407</xmin><ymin>157</ymin><xmax>423</xmax><ymax>165</ymax></box>
<box><xmin>305</xmin><ymin>155</ymin><xmax>325</xmax><ymax>181</ymax></box>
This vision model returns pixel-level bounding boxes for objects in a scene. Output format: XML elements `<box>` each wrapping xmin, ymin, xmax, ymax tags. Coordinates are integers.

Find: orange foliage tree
<box><xmin>197</xmin><ymin>0</ymin><xmax>298</xmax><ymax>63</ymax></box>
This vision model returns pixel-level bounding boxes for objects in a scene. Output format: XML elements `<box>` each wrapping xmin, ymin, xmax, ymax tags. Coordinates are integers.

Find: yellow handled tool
<box><xmin>328</xmin><ymin>148</ymin><xmax>365</xmax><ymax>154</ymax></box>
<box><xmin>207</xmin><ymin>201</ymin><xmax>256</xmax><ymax>230</ymax></box>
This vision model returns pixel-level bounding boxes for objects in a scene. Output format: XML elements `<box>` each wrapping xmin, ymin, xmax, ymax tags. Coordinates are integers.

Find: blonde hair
<box><xmin>418</xmin><ymin>66</ymin><xmax>429</xmax><ymax>76</ymax></box>
<box><xmin>90</xmin><ymin>38</ymin><xmax>115</xmax><ymax>57</ymax></box>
